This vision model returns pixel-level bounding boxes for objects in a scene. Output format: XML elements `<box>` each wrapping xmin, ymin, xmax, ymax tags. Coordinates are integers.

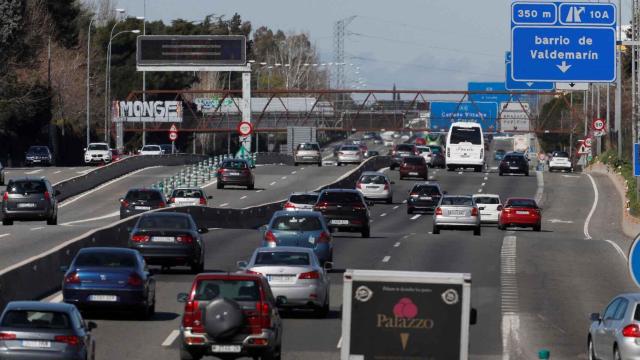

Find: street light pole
<box><xmin>104</xmin><ymin>9</ymin><xmax>125</xmax><ymax>143</ymax></box>
<box><xmin>142</xmin><ymin>0</ymin><xmax>147</xmax><ymax>146</ymax></box>
<box><xmin>107</xmin><ymin>29</ymin><xmax>140</xmax><ymax>143</ymax></box>
<box><xmin>615</xmin><ymin>0</ymin><xmax>622</xmax><ymax>157</ymax></box>
<box><xmin>86</xmin><ymin>17</ymin><xmax>95</xmax><ymax>147</ymax></box>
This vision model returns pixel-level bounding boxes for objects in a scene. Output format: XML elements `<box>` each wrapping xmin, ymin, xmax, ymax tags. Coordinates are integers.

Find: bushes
<box><xmin>595</xmin><ymin>151</ymin><xmax>640</xmax><ymax>215</ymax></box>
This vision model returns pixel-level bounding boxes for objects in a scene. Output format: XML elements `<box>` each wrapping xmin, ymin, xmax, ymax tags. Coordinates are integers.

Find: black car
<box><xmin>128</xmin><ymin>212</ymin><xmax>207</xmax><ymax>273</ymax></box>
<box><xmin>0</xmin><ymin>161</ymin><xmax>4</xmax><ymax>185</ymax></box>
<box><xmin>2</xmin><ymin>177</ymin><xmax>58</xmax><ymax>225</ymax></box>
<box><xmin>216</xmin><ymin>159</ymin><xmax>254</xmax><ymax>190</ymax></box>
<box><xmin>499</xmin><ymin>152</ymin><xmax>530</xmax><ymax>176</ymax></box>
<box><xmin>428</xmin><ymin>145</ymin><xmax>446</xmax><ymax>168</ymax></box>
<box><xmin>407</xmin><ymin>182</ymin><xmax>444</xmax><ymax>214</ymax></box>
<box><xmin>313</xmin><ymin>189</ymin><xmax>372</xmax><ymax>237</ymax></box>
<box><xmin>390</xmin><ymin>143</ymin><xmax>418</xmax><ymax>170</ymax></box>
<box><xmin>25</xmin><ymin>146</ymin><xmax>53</xmax><ymax>167</ymax></box>
<box><xmin>119</xmin><ymin>188</ymin><xmax>167</xmax><ymax>219</ymax></box>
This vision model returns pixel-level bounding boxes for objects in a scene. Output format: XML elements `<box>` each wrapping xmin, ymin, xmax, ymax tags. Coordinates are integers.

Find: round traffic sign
<box><xmin>592</xmin><ymin>118</ymin><xmax>605</xmax><ymax>131</ymax></box>
<box><xmin>629</xmin><ymin>234</ymin><xmax>640</xmax><ymax>288</ymax></box>
<box><xmin>169</xmin><ymin>132</ymin><xmax>178</xmax><ymax>141</ymax></box>
<box><xmin>584</xmin><ymin>137</ymin><xmax>593</xmax><ymax>147</ymax></box>
<box><xmin>237</xmin><ymin>121</ymin><xmax>253</xmax><ymax>136</ymax></box>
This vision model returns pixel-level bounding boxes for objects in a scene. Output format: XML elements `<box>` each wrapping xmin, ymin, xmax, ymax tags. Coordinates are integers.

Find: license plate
<box><xmin>17</xmin><ymin>203</ymin><xmax>36</xmax><ymax>208</ymax></box>
<box><xmin>516</xmin><ymin>211</ymin><xmax>529</xmax><ymax>215</ymax></box>
<box><xmin>366</xmin><ymin>186</ymin><xmax>378</xmax><ymax>189</ymax></box>
<box><xmin>89</xmin><ymin>295</ymin><xmax>118</xmax><ymax>302</ymax></box>
<box><xmin>303</xmin><ymin>156</ymin><xmax>313</xmax><ymax>159</ymax></box>
<box><xmin>420</xmin><ymin>196</ymin><xmax>432</xmax><ymax>200</ymax></box>
<box><xmin>135</xmin><ymin>206</ymin><xmax>151</xmax><ymax>210</ymax></box>
<box><xmin>331</xmin><ymin>219</ymin><xmax>349</xmax><ymax>225</ymax></box>
<box><xmin>449</xmin><ymin>210</ymin><xmax>465</xmax><ymax>216</ymax></box>
<box><xmin>409</xmin><ymin>172</ymin><xmax>419</xmax><ymax>176</ymax></box>
<box><xmin>211</xmin><ymin>345</ymin><xmax>242</xmax><ymax>353</ymax></box>
<box><xmin>510</xmin><ymin>166</ymin><xmax>520</xmax><ymax>170</ymax></box>
<box><xmin>152</xmin><ymin>236</ymin><xmax>175</xmax><ymax>242</ymax></box>
<box><xmin>32</xmin><ymin>160</ymin><xmax>41</xmax><ymax>163</ymax></box>
<box><xmin>22</xmin><ymin>340</ymin><xmax>51</xmax><ymax>348</ymax></box>
<box><xmin>267</xmin><ymin>275</ymin><xmax>294</xmax><ymax>282</ymax></box>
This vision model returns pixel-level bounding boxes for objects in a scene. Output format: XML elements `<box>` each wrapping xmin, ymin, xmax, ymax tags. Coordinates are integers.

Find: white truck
<box><xmin>340</xmin><ymin>270</ymin><xmax>473</xmax><ymax>360</ymax></box>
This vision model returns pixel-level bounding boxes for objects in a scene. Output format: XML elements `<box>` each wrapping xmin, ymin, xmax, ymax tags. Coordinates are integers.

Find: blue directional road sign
<box><xmin>511</xmin><ymin>2</ymin><xmax>616</xmax><ymax>83</ymax></box>
<box><xmin>505</xmin><ymin>52</ymin><xmax>555</xmax><ymax>91</ymax></box>
<box><xmin>468</xmin><ymin>82</ymin><xmax>515</xmax><ymax>104</ymax></box>
<box><xmin>430</xmin><ymin>102</ymin><xmax>498</xmax><ymax>132</ymax></box>
<box><xmin>634</xmin><ymin>143</ymin><xmax>640</xmax><ymax>177</ymax></box>
<box><xmin>629</xmin><ymin>231</ymin><xmax>640</xmax><ymax>288</ymax></box>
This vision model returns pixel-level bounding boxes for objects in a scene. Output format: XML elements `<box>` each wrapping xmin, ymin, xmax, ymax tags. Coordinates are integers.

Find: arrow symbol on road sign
<box><xmin>569</xmin><ymin>82</ymin><xmax>576</xmax><ymax>87</ymax></box>
<box><xmin>557</xmin><ymin>61</ymin><xmax>572</xmax><ymax>73</ymax></box>
<box><xmin>526</xmin><ymin>82</ymin><xmax>534</xmax><ymax>87</ymax></box>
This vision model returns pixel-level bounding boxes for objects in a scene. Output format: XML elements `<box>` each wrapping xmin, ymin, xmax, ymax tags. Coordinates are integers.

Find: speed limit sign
<box><xmin>592</xmin><ymin>118</ymin><xmax>605</xmax><ymax>131</ymax></box>
<box><xmin>237</xmin><ymin>121</ymin><xmax>253</xmax><ymax>136</ymax></box>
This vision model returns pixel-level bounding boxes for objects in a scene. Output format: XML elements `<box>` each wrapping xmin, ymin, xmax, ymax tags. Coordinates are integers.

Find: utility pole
<box><xmin>142</xmin><ymin>0</ymin><xmax>147</xmax><ymax>147</ymax></box>
<box><xmin>615</xmin><ymin>0</ymin><xmax>622</xmax><ymax>158</ymax></box>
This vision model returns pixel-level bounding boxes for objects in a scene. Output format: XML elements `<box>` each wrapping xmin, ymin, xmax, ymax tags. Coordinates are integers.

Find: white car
<box><xmin>356</xmin><ymin>171</ymin><xmax>393</xmax><ymax>204</ymax></box>
<box><xmin>417</xmin><ymin>146</ymin><xmax>432</xmax><ymax>165</ymax></box>
<box><xmin>168</xmin><ymin>187</ymin><xmax>211</xmax><ymax>207</ymax></box>
<box><xmin>384</xmin><ymin>139</ymin><xmax>394</xmax><ymax>147</ymax></box>
<box><xmin>473</xmin><ymin>194</ymin><xmax>502</xmax><ymax>223</ymax></box>
<box><xmin>139</xmin><ymin>145</ymin><xmax>164</xmax><ymax>155</ymax></box>
<box><xmin>84</xmin><ymin>143</ymin><xmax>112</xmax><ymax>164</ymax></box>
<box><xmin>337</xmin><ymin>145</ymin><xmax>363</xmax><ymax>165</ymax></box>
<box><xmin>548</xmin><ymin>151</ymin><xmax>572</xmax><ymax>172</ymax></box>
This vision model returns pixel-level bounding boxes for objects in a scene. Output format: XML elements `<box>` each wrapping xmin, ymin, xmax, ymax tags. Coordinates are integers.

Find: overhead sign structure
<box><xmin>505</xmin><ymin>52</ymin><xmax>555</xmax><ymax>91</ymax></box>
<box><xmin>556</xmin><ymin>82</ymin><xmax>589</xmax><ymax>91</ymax></box>
<box><xmin>430</xmin><ymin>102</ymin><xmax>499</xmax><ymax>132</ymax></box>
<box><xmin>136</xmin><ymin>35</ymin><xmax>246</xmax><ymax>71</ymax></box>
<box><xmin>112</xmin><ymin>100</ymin><xmax>183</xmax><ymax>123</ymax></box>
<box><xmin>511</xmin><ymin>2</ymin><xmax>617</xmax><ymax>82</ymax></box>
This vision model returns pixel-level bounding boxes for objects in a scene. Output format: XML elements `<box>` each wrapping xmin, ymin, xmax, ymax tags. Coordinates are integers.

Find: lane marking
<box><xmin>501</xmin><ymin>235</ymin><xmax>519</xmax><ymax>360</ymax></box>
<box><xmin>53</xmin><ymin>170</ymin><xmax>62</xmax><ymax>174</ymax></box>
<box><xmin>0</xmin><ymin>234</ymin><xmax>10</xmax><ymax>239</ymax></box>
<box><xmin>30</xmin><ymin>227</ymin><xmax>44</xmax><ymax>231</ymax></box>
<box><xmin>481</xmin><ymin>182</ymin><xmax>486</xmax><ymax>186</ymax></box>
<box><xmin>256</xmin><ymin>190</ymin><xmax>263</xmax><ymax>193</ymax></box>
<box><xmin>240</xmin><ymin>195</ymin><xmax>248</xmax><ymax>200</ymax></box>
<box><xmin>219</xmin><ymin>203</ymin><xmax>229</xmax><ymax>207</ymax></box>
<box><xmin>534</xmin><ymin>171</ymin><xmax>544</xmax><ymax>205</ymax></box>
<box><xmin>162</xmin><ymin>330</ymin><xmax>180</xmax><ymax>347</ymax></box>
<box><xmin>291</xmin><ymin>171</ymin><xmax>297</xmax><ymax>174</ymax></box>
<box><xmin>380</xmin><ymin>213</ymin><xmax>387</xmax><ymax>217</ymax></box>
<box><xmin>281</xmin><ymin>176</ymin><xmax>287</xmax><ymax>180</ymax></box>
<box><xmin>584</xmin><ymin>174</ymin><xmax>598</xmax><ymax>240</ymax></box>
<box><xmin>382</xmin><ymin>255</ymin><xmax>391</xmax><ymax>263</ymax></box>
<box><xmin>48</xmin><ymin>293</ymin><xmax>63</xmax><ymax>303</ymax></box>
<box><xmin>410</xmin><ymin>214</ymin><xmax>421</xmax><ymax>220</ymax></box>
<box><xmin>336</xmin><ymin>336</ymin><xmax>343</xmax><ymax>349</ymax></box>
<box><xmin>402</xmin><ymin>234</ymin><xmax>410</xmax><ymax>239</ymax></box>
<box><xmin>59</xmin><ymin>166</ymin><xmax>162</xmax><ymax>208</ymax></box>
<box><xmin>60</xmin><ymin>211</ymin><xmax>120</xmax><ymax>226</ymax></box>
<box><xmin>477</xmin><ymin>188</ymin><xmax>483</xmax><ymax>193</ymax></box>
<box><xmin>25</xmin><ymin>169</ymin><xmax>42</xmax><ymax>175</ymax></box>
<box><xmin>402</xmin><ymin>200</ymin><xmax>407</xmax><ymax>204</ymax></box>
<box><xmin>458</xmin><ymin>171</ymin><xmax>463</xmax><ymax>175</ymax></box>
<box><xmin>202</xmin><ymin>180</ymin><xmax>218</xmax><ymax>188</ymax></box>
<box><xmin>392</xmin><ymin>206</ymin><xmax>399</xmax><ymax>210</ymax></box>
<box><xmin>269</xmin><ymin>181</ymin><xmax>277</xmax><ymax>186</ymax></box>
<box><xmin>605</xmin><ymin>239</ymin><xmax>627</xmax><ymax>260</ymax></box>
<box><xmin>393</xmin><ymin>242</ymin><xmax>400</xmax><ymax>247</ymax></box>
<box><xmin>484</xmin><ymin>176</ymin><xmax>488</xmax><ymax>181</ymax></box>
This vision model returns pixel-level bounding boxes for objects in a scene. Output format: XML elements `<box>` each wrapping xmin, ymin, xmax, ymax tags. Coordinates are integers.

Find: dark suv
<box><xmin>177</xmin><ymin>273</ymin><xmax>284</xmax><ymax>360</ymax></box>
<box><xmin>499</xmin><ymin>152</ymin><xmax>529</xmax><ymax>176</ymax></box>
<box><xmin>216</xmin><ymin>160</ymin><xmax>255</xmax><ymax>190</ymax></box>
<box><xmin>390</xmin><ymin>143</ymin><xmax>418</xmax><ymax>170</ymax></box>
<box><xmin>407</xmin><ymin>182</ymin><xmax>444</xmax><ymax>214</ymax></box>
<box><xmin>2</xmin><ymin>178</ymin><xmax>58</xmax><ymax>225</ymax></box>
<box><xmin>119</xmin><ymin>188</ymin><xmax>167</xmax><ymax>219</ymax></box>
<box><xmin>313</xmin><ymin>189</ymin><xmax>371</xmax><ymax>237</ymax></box>
<box><xmin>25</xmin><ymin>146</ymin><xmax>53</xmax><ymax>167</ymax></box>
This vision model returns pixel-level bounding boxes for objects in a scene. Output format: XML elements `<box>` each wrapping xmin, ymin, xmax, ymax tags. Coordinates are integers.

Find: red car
<box><xmin>414</xmin><ymin>137</ymin><xmax>426</xmax><ymax>146</ymax></box>
<box><xmin>498</xmin><ymin>198</ymin><xmax>541</xmax><ymax>231</ymax></box>
<box><xmin>399</xmin><ymin>156</ymin><xmax>429</xmax><ymax>180</ymax></box>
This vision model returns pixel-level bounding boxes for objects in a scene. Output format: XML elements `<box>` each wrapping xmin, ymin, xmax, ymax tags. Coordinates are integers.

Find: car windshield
<box><xmin>88</xmin><ymin>144</ymin><xmax>108</xmax><ymax>151</ymax></box>
<box><xmin>319</xmin><ymin>192</ymin><xmax>362</xmax><ymax>204</ymax></box>
<box><xmin>414</xmin><ymin>185</ymin><xmax>441</xmax><ymax>196</ymax></box>
<box><xmin>138</xmin><ymin>215</ymin><xmax>191</xmax><ymax>230</ymax></box>
<box><xmin>297</xmin><ymin>143</ymin><xmax>319</xmax><ymax>151</ymax></box>
<box><xmin>1</xmin><ymin>311</ymin><xmax>71</xmax><ymax>330</ymax></box>
<box><xmin>7</xmin><ymin>180</ymin><xmax>46</xmax><ymax>194</ymax></box>
<box><xmin>254</xmin><ymin>251</ymin><xmax>311</xmax><ymax>266</ymax></box>
<box><xmin>396</xmin><ymin>144</ymin><xmax>414</xmax><ymax>152</ymax></box>
<box><xmin>142</xmin><ymin>145</ymin><xmax>161</xmax><ymax>151</ymax></box>
<box><xmin>428</xmin><ymin>146</ymin><xmax>442</xmax><ymax>154</ymax></box>
<box><xmin>171</xmin><ymin>189</ymin><xmax>203</xmax><ymax>198</ymax></box>
<box><xmin>223</xmin><ymin>161</ymin><xmax>248</xmax><ymax>169</ymax></box>
<box><xmin>553</xmin><ymin>151</ymin><xmax>569</xmax><ymax>158</ymax></box>
<box><xmin>28</xmin><ymin>147</ymin><xmax>49</xmax><ymax>154</ymax></box>
<box><xmin>474</xmin><ymin>197</ymin><xmax>500</xmax><ymax>204</ymax></box>
<box><xmin>441</xmin><ymin>197</ymin><xmax>473</xmax><ymax>206</ymax></box>
<box><xmin>271</xmin><ymin>216</ymin><xmax>322</xmax><ymax>231</ymax></box>
<box><xmin>450</xmin><ymin>126</ymin><xmax>482</xmax><ymax>145</ymax></box>
<box><xmin>507</xmin><ymin>199</ymin><xmax>537</xmax><ymax>208</ymax></box>
<box><xmin>403</xmin><ymin>157</ymin><xmax>425</xmax><ymax>165</ymax></box>
<box><xmin>74</xmin><ymin>252</ymin><xmax>137</xmax><ymax>268</ymax></box>
<box><xmin>289</xmin><ymin>194</ymin><xmax>318</xmax><ymax>205</ymax></box>
<box><xmin>193</xmin><ymin>280</ymin><xmax>259</xmax><ymax>301</ymax></box>
<box><xmin>496</xmin><ymin>149</ymin><xmax>506</xmax><ymax>154</ymax></box>
<box><xmin>126</xmin><ymin>190</ymin><xmax>163</xmax><ymax>201</ymax></box>
<box><xmin>340</xmin><ymin>145</ymin><xmax>359</xmax><ymax>151</ymax></box>
<box><xmin>359</xmin><ymin>174</ymin><xmax>387</xmax><ymax>184</ymax></box>
<box><xmin>417</xmin><ymin>147</ymin><xmax>431</xmax><ymax>153</ymax></box>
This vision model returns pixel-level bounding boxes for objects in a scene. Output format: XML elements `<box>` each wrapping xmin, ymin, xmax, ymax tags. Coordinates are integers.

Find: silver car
<box><xmin>167</xmin><ymin>187</ymin><xmax>211</xmax><ymax>207</ymax></box>
<box><xmin>356</xmin><ymin>171</ymin><xmax>394</xmax><ymax>204</ymax></box>
<box><xmin>294</xmin><ymin>143</ymin><xmax>322</xmax><ymax>166</ymax></box>
<box><xmin>283</xmin><ymin>192</ymin><xmax>319</xmax><ymax>211</ymax></box>
<box><xmin>337</xmin><ymin>145</ymin><xmax>363</xmax><ymax>166</ymax></box>
<box><xmin>432</xmin><ymin>195</ymin><xmax>481</xmax><ymax>236</ymax></box>
<box><xmin>588</xmin><ymin>293</ymin><xmax>640</xmax><ymax>360</ymax></box>
<box><xmin>238</xmin><ymin>247</ymin><xmax>331</xmax><ymax>317</ymax></box>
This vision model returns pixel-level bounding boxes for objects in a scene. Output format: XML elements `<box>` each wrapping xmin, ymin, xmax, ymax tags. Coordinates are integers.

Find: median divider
<box><xmin>0</xmin><ymin>156</ymin><xmax>391</xmax><ymax>310</ymax></box>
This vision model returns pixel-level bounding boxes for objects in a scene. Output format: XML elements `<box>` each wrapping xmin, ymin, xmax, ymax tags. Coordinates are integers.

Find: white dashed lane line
<box><xmin>458</xmin><ymin>171</ymin><xmax>463</xmax><ymax>175</ymax></box>
<box><xmin>53</xmin><ymin>170</ymin><xmax>62</xmax><ymax>174</ymax></box>
<box><xmin>402</xmin><ymin>200</ymin><xmax>407</xmax><ymax>204</ymax></box>
<box><xmin>219</xmin><ymin>203</ymin><xmax>229</xmax><ymax>207</ymax></box>
<box><xmin>30</xmin><ymin>227</ymin><xmax>44</xmax><ymax>231</ymax></box>
<box><xmin>484</xmin><ymin>176</ymin><xmax>488</xmax><ymax>181</ymax></box>
<box><xmin>0</xmin><ymin>234</ymin><xmax>10</xmax><ymax>239</ymax></box>
<box><xmin>393</xmin><ymin>242</ymin><xmax>401</xmax><ymax>247</ymax></box>
<box><xmin>291</xmin><ymin>171</ymin><xmax>297</xmax><ymax>175</ymax></box>
<box><xmin>382</xmin><ymin>256</ymin><xmax>391</xmax><ymax>263</ymax></box>
<box><xmin>162</xmin><ymin>330</ymin><xmax>180</xmax><ymax>347</ymax></box>
<box><xmin>410</xmin><ymin>214</ymin><xmax>421</xmax><ymax>220</ymax></box>
<box><xmin>392</xmin><ymin>205</ymin><xmax>399</xmax><ymax>210</ymax></box>
<box><xmin>481</xmin><ymin>182</ymin><xmax>486</xmax><ymax>186</ymax></box>
<box><xmin>25</xmin><ymin>169</ymin><xmax>42</xmax><ymax>175</ymax></box>
<box><xmin>269</xmin><ymin>181</ymin><xmax>277</xmax><ymax>186</ymax></box>
<box><xmin>281</xmin><ymin>176</ymin><xmax>287</xmax><ymax>180</ymax></box>
<box><xmin>256</xmin><ymin>190</ymin><xmax>263</xmax><ymax>193</ymax></box>
<box><xmin>240</xmin><ymin>196</ymin><xmax>248</xmax><ymax>200</ymax></box>
<box><xmin>380</xmin><ymin>213</ymin><xmax>387</xmax><ymax>217</ymax></box>
<box><xmin>478</xmin><ymin>188</ymin><xmax>483</xmax><ymax>193</ymax></box>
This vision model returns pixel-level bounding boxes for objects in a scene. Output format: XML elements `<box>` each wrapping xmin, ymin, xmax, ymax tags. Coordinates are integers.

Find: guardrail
<box><xmin>0</xmin><ymin>156</ymin><xmax>391</xmax><ymax>310</ymax></box>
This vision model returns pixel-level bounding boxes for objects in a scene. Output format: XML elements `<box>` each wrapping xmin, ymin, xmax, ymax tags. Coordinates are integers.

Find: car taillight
<box><xmin>435</xmin><ymin>207</ymin><xmax>443</xmax><ymax>215</ymax></box>
<box><xmin>258</xmin><ymin>302</ymin><xmax>271</xmax><ymax>328</ymax></box>
<box><xmin>182</xmin><ymin>300</ymin><xmax>204</xmax><ymax>333</ymax></box>
<box><xmin>623</xmin><ymin>324</ymin><xmax>640</xmax><ymax>337</ymax></box>
<box><xmin>64</xmin><ymin>271</ymin><xmax>80</xmax><ymax>284</ymax></box>
<box><xmin>127</xmin><ymin>273</ymin><xmax>144</xmax><ymax>287</ymax></box>
<box><xmin>131</xmin><ymin>234</ymin><xmax>150</xmax><ymax>243</ymax></box>
<box><xmin>54</xmin><ymin>335</ymin><xmax>79</xmax><ymax>345</ymax></box>
<box><xmin>199</xmin><ymin>197</ymin><xmax>206</xmax><ymax>205</ymax></box>
<box><xmin>2</xmin><ymin>192</ymin><xmax>7</xmax><ymax>202</ymax></box>
<box><xmin>414</xmin><ymin>151</ymin><xmax>420</xmax><ymax>155</ymax></box>
<box><xmin>392</xmin><ymin>150</ymin><xmax>397</xmax><ymax>155</ymax></box>
<box><xmin>264</xmin><ymin>231</ymin><xmax>277</xmax><ymax>245</ymax></box>
<box><xmin>158</xmin><ymin>201</ymin><xmax>166</xmax><ymax>208</ymax></box>
<box><xmin>471</xmin><ymin>207</ymin><xmax>478</xmax><ymax>216</ymax></box>
<box><xmin>177</xmin><ymin>235</ymin><xmax>194</xmax><ymax>244</ymax></box>
<box><xmin>44</xmin><ymin>191</ymin><xmax>50</xmax><ymax>201</ymax></box>
<box><xmin>410</xmin><ymin>192</ymin><xmax>419</xmax><ymax>197</ymax></box>
<box><xmin>299</xmin><ymin>271</ymin><xmax>320</xmax><ymax>279</ymax></box>
<box><xmin>315</xmin><ymin>201</ymin><xmax>329</xmax><ymax>210</ymax></box>
<box><xmin>317</xmin><ymin>231</ymin><xmax>331</xmax><ymax>243</ymax></box>
<box><xmin>246</xmin><ymin>269</ymin><xmax>262</xmax><ymax>275</ymax></box>
<box><xmin>384</xmin><ymin>183</ymin><xmax>390</xmax><ymax>190</ymax></box>
<box><xmin>121</xmin><ymin>200</ymin><xmax>129</xmax><ymax>208</ymax></box>
<box><xmin>217</xmin><ymin>168</ymin><xmax>224</xmax><ymax>175</ymax></box>
<box><xmin>356</xmin><ymin>182</ymin><xmax>362</xmax><ymax>189</ymax></box>
<box><xmin>503</xmin><ymin>208</ymin><xmax>512</xmax><ymax>213</ymax></box>
<box><xmin>0</xmin><ymin>332</ymin><xmax>16</xmax><ymax>340</ymax></box>
<box><xmin>283</xmin><ymin>202</ymin><xmax>296</xmax><ymax>210</ymax></box>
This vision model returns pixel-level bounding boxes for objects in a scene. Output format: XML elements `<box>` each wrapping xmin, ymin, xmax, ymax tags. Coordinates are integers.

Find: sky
<box><xmin>115</xmin><ymin>0</ymin><xmax>633</xmax><ymax>91</ymax></box>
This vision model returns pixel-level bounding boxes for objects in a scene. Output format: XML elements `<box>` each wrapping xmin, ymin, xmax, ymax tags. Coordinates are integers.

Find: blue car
<box><xmin>261</xmin><ymin>210</ymin><xmax>333</xmax><ymax>263</ymax></box>
<box><xmin>494</xmin><ymin>149</ymin><xmax>506</xmax><ymax>161</ymax></box>
<box><xmin>62</xmin><ymin>247</ymin><xmax>156</xmax><ymax>319</ymax></box>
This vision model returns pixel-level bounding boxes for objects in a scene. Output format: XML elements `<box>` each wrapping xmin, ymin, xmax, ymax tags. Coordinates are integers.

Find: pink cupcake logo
<box><xmin>393</xmin><ymin>298</ymin><xmax>418</xmax><ymax>319</ymax></box>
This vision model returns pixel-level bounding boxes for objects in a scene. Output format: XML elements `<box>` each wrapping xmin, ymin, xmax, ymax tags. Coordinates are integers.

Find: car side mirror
<box><xmin>197</xmin><ymin>227</ymin><xmax>209</xmax><ymax>234</ymax></box>
<box><xmin>87</xmin><ymin>321</ymin><xmax>97</xmax><ymax>331</ymax></box>
<box><xmin>497</xmin><ymin>205</ymin><xmax>503</xmax><ymax>211</ymax></box>
<box><xmin>59</xmin><ymin>265</ymin><xmax>69</xmax><ymax>273</ymax></box>
<box><xmin>590</xmin><ymin>312</ymin><xmax>601</xmax><ymax>322</ymax></box>
<box><xmin>177</xmin><ymin>292</ymin><xmax>189</xmax><ymax>303</ymax></box>
<box><xmin>323</xmin><ymin>261</ymin><xmax>333</xmax><ymax>270</ymax></box>
<box><xmin>237</xmin><ymin>261</ymin><xmax>248</xmax><ymax>270</ymax></box>
<box><xmin>276</xmin><ymin>296</ymin><xmax>288</xmax><ymax>306</ymax></box>
<box><xmin>207</xmin><ymin>196</ymin><xmax>213</xmax><ymax>199</ymax></box>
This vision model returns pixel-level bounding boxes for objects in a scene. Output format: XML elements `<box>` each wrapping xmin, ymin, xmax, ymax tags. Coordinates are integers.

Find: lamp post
<box><xmin>104</xmin><ymin>8</ymin><xmax>125</xmax><ymax>143</ymax></box>
<box><xmin>86</xmin><ymin>16</ymin><xmax>96</xmax><ymax>147</ymax></box>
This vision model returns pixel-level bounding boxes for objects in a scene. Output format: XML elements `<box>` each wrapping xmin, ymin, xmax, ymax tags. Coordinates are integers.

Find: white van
<box><xmin>445</xmin><ymin>122</ymin><xmax>485</xmax><ymax>172</ymax></box>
